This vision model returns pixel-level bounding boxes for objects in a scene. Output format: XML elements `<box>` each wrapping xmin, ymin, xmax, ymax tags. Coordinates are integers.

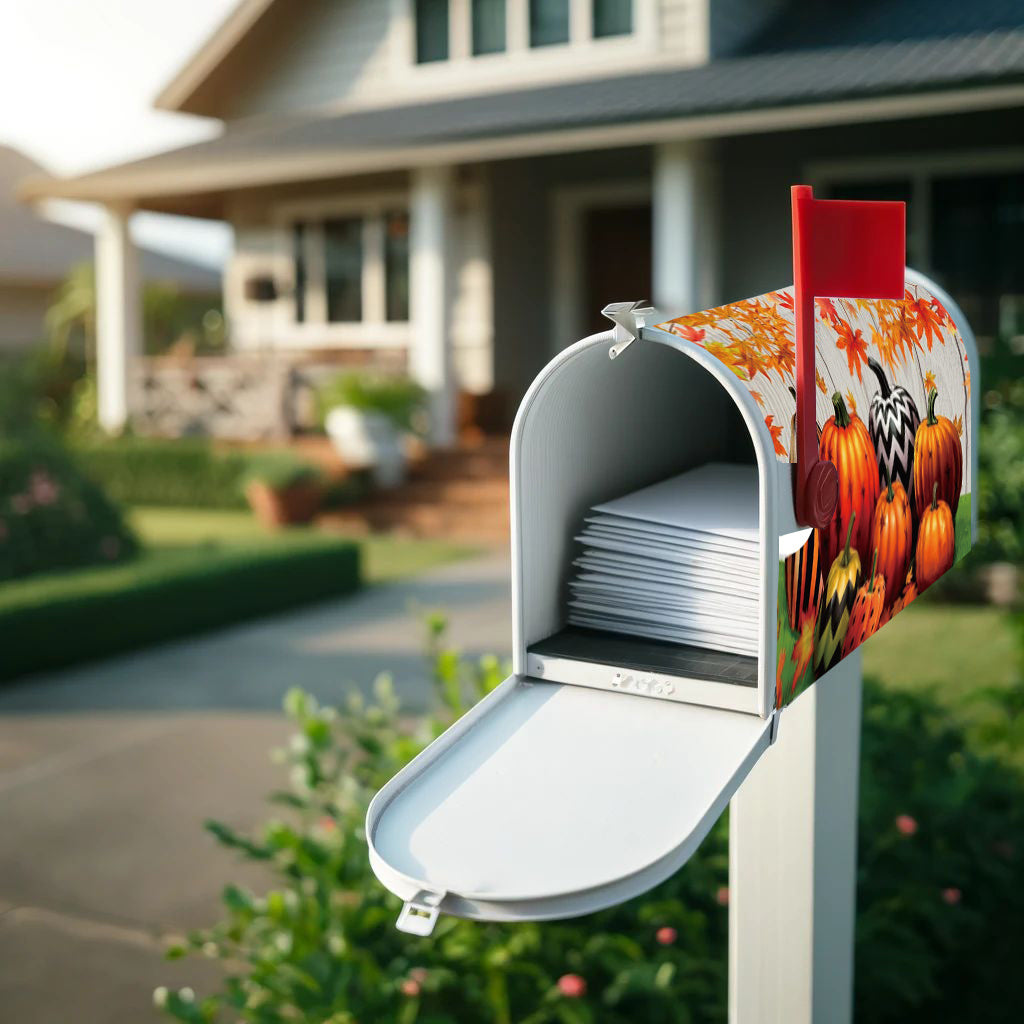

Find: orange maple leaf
<box><xmin>923</xmin><ymin>370</ymin><xmax>937</xmax><ymax>393</ymax></box>
<box><xmin>817</xmin><ymin>298</ymin><xmax>842</xmax><ymax>326</ymax></box>
<box><xmin>909</xmin><ymin>298</ymin><xmax>944</xmax><ymax>350</ymax></box>
<box><xmin>816</xmin><ymin>370</ymin><xmax>827</xmax><ymax>394</ymax></box>
<box><xmin>670</xmin><ymin>322</ymin><xmax>705</xmax><ymax>343</ymax></box>
<box><xmin>765</xmin><ymin>414</ymin><xmax>787</xmax><ymax>456</ymax></box>
<box><xmin>846</xmin><ymin>390</ymin><xmax>858</xmax><ymax>416</ymax></box>
<box><xmin>965</xmin><ymin>369</ymin><xmax>971</xmax><ymax>397</ymax></box>
<box><xmin>776</xmin><ymin>290</ymin><xmax>795</xmax><ymax>311</ymax></box>
<box><xmin>835</xmin><ymin>320</ymin><xmax>869</xmax><ymax>381</ymax></box>
<box><xmin>750</xmin><ymin>390</ymin><xmax>765</xmax><ymax>408</ymax></box>
<box><xmin>953</xmin><ymin>414</ymin><xmax>963</xmax><ymax>436</ymax></box>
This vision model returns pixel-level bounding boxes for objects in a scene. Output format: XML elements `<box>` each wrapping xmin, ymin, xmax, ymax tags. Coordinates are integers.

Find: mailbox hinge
<box><xmin>603</xmin><ymin>300</ymin><xmax>656</xmax><ymax>359</ymax></box>
<box><xmin>397</xmin><ymin>888</ymin><xmax>447</xmax><ymax>936</ymax></box>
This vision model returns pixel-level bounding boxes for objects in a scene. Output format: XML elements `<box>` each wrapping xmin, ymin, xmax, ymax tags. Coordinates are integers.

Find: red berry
<box><xmin>557</xmin><ymin>974</ymin><xmax>587</xmax><ymax>998</ymax></box>
<box><xmin>656</xmin><ymin>927</ymin><xmax>677</xmax><ymax>946</ymax></box>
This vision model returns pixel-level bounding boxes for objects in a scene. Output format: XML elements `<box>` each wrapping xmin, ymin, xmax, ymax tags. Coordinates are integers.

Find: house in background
<box><xmin>1</xmin><ymin>146</ymin><xmax>218</xmax><ymax>351</ymax></box>
<box><xmin>19</xmin><ymin>0</ymin><xmax>1024</xmax><ymax>439</ymax></box>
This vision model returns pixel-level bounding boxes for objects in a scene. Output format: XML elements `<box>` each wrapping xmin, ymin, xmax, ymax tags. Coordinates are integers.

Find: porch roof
<box><xmin>20</xmin><ymin>27</ymin><xmax>1024</xmax><ymax>217</ymax></box>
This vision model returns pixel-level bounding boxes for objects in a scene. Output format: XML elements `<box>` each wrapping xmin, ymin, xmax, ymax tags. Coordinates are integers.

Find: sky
<box><xmin>0</xmin><ymin>0</ymin><xmax>240</xmax><ymax>269</ymax></box>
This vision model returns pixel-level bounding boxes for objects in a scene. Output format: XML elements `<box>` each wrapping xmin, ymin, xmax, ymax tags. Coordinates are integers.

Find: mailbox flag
<box><xmin>799</xmin><ymin>194</ymin><xmax>905</xmax><ymax>300</ymax></box>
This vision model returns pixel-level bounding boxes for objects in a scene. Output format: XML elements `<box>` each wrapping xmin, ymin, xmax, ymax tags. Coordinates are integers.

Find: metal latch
<box><xmin>603</xmin><ymin>300</ymin><xmax>656</xmax><ymax>359</ymax></box>
<box><xmin>397</xmin><ymin>889</ymin><xmax>446</xmax><ymax>936</ymax></box>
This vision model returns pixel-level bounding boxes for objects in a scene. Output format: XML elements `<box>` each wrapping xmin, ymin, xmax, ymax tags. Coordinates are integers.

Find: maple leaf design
<box><xmin>817</xmin><ymin>298</ymin><xmax>842</xmax><ymax>326</ymax></box>
<box><xmin>846</xmin><ymin>390</ymin><xmax>858</xmax><ymax>416</ymax></box>
<box><xmin>670</xmin><ymin>322</ymin><xmax>705</xmax><ymax>342</ymax></box>
<box><xmin>835</xmin><ymin>320</ymin><xmax>869</xmax><ymax>381</ymax></box>
<box><xmin>816</xmin><ymin>370</ymin><xmax>827</xmax><ymax>395</ymax></box>
<box><xmin>908</xmin><ymin>298</ymin><xmax>944</xmax><ymax>350</ymax></box>
<box><xmin>965</xmin><ymin>370</ymin><xmax>971</xmax><ymax>397</ymax></box>
<box><xmin>704</xmin><ymin>341</ymin><xmax>748</xmax><ymax>379</ymax></box>
<box><xmin>765</xmin><ymin>414</ymin><xmax>787</xmax><ymax>456</ymax></box>
<box><xmin>923</xmin><ymin>370</ymin><xmax>937</xmax><ymax>393</ymax></box>
<box><xmin>750</xmin><ymin>390</ymin><xmax>765</xmax><ymax>408</ymax></box>
<box><xmin>953</xmin><ymin>414</ymin><xmax>963</xmax><ymax>437</ymax></box>
<box><xmin>776</xmin><ymin>290</ymin><xmax>795</xmax><ymax>311</ymax></box>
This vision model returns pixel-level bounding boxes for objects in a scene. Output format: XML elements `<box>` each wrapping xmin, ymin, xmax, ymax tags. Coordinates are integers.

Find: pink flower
<box><xmin>895</xmin><ymin>814</ymin><xmax>918</xmax><ymax>837</ymax></box>
<box><xmin>655</xmin><ymin>926</ymin><xmax>677</xmax><ymax>946</ymax></box>
<box><xmin>942</xmin><ymin>887</ymin><xmax>962</xmax><ymax>906</ymax></box>
<box><xmin>557</xmin><ymin>974</ymin><xmax>587</xmax><ymax>998</ymax></box>
<box><xmin>715</xmin><ymin>886</ymin><xmax>730</xmax><ymax>907</ymax></box>
<box><xmin>101</xmin><ymin>536</ymin><xmax>121</xmax><ymax>560</ymax></box>
<box><xmin>400</xmin><ymin>979</ymin><xmax>421</xmax><ymax>998</ymax></box>
<box><xmin>29</xmin><ymin>471</ymin><xmax>59</xmax><ymax>506</ymax></box>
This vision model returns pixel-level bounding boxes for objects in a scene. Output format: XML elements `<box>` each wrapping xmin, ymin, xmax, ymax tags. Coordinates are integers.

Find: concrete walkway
<box><xmin>0</xmin><ymin>552</ymin><xmax>512</xmax><ymax>1023</ymax></box>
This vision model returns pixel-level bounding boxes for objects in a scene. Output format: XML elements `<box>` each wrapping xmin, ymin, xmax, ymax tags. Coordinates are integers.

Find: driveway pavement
<box><xmin>0</xmin><ymin>551</ymin><xmax>512</xmax><ymax>1023</ymax></box>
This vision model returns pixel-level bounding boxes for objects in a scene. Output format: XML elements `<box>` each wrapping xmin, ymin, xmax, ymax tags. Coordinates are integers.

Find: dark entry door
<box><xmin>582</xmin><ymin>204</ymin><xmax>653</xmax><ymax>336</ymax></box>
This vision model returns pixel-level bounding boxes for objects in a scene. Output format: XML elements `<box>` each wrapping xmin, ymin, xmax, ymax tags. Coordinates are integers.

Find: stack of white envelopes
<box><xmin>568</xmin><ymin>463</ymin><xmax>760</xmax><ymax>657</ymax></box>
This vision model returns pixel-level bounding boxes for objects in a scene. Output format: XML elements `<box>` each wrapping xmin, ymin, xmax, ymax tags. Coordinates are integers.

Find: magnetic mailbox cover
<box><xmin>657</xmin><ymin>277</ymin><xmax>975</xmax><ymax>707</ymax></box>
<box><xmin>368</xmin><ymin>276</ymin><xmax>976</xmax><ymax>930</ymax></box>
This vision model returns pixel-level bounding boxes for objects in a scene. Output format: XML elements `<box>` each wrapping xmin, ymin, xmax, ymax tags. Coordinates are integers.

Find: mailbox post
<box><xmin>366</xmin><ymin>189</ymin><xmax>979</xmax><ymax>1024</ymax></box>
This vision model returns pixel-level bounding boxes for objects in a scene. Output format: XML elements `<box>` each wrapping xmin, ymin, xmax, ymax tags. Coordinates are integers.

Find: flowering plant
<box><xmin>159</xmin><ymin>620</ymin><xmax>1024</xmax><ymax>1023</ymax></box>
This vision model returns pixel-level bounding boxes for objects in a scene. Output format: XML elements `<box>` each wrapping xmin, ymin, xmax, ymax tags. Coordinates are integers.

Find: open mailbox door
<box><xmin>367</xmin><ymin>190</ymin><xmax>979</xmax><ymax>935</ymax></box>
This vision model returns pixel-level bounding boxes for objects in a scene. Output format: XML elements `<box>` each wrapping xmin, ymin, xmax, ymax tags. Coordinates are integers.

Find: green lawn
<box><xmin>862</xmin><ymin>597</ymin><xmax>1017</xmax><ymax>698</ymax></box>
<box><xmin>129</xmin><ymin>506</ymin><xmax>478</xmax><ymax>584</ymax></box>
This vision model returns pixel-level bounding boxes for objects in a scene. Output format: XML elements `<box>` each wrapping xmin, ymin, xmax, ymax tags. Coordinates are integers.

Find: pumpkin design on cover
<box><xmin>814</xmin><ymin>514</ymin><xmax>861</xmax><ymax>673</ymax></box>
<box><xmin>785</xmin><ymin>529</ymin><xmax>823</xmax><ymax>633</ymax></box>
<box><xmin>842</xmin><ymin>549</ymin><xmax>885</xmax><ymax>657</ymax></box>
<box><xmin>916</xmin><ymin>482</ymin><xmax>955</xmax><ymax>592</ymax></box>
<box><xmin>913</xmin><ymin>387</ymin><xmax>963</xmax><ymax>523</ymax></box>
<box><xmin>867</xmin><ymin>357</ymin><xmax>921</xmax><ymax>499</ymax></box>
<box><xmin>870</xmin><ymin>470</ymin><xmax>912</xmax><ymax>610</ymax></box>
<box><xmin>817</xmin><ymin>392</ymin><xmax>880</xmax><ymax>570</ymax></box>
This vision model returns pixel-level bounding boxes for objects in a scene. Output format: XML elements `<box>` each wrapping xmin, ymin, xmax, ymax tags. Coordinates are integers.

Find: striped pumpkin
<box><xmin>784</xmin><ymin>530</ymin><xmax>823</xmax><ymax>634</ymax></box>
<box><xmin>867</xmin><ymin>357</ymin><xmax>921</xmax><ymax>499</ymax></box>
<box><xmin>814</xmin><ymin>514</ymin><xmax>862</xmax><ymax>673</ymax></box>
<box><xmin>817</xmin><ymin>392</ymin><xmax>880</xmax><ymax>570</ymax></box>
<box><xmin>913</xmin><ymin>387</ymin><xmax>963</xmax><ymax>523</ymax></box>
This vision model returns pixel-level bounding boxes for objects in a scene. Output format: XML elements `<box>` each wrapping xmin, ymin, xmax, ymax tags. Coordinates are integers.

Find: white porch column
<box><xmin>410</xmin><ymin>165</ymin><xmax>456</xmax><ymax>447</ymax></box>
<box><xmin>95</xmin><ymin>204</ymin><xmax>141</xmax><ymax>434</ymax></box>
<box><xmin>652</xmin><ymin>140</ymin><xmax>719</xmax><ymax>315</ymax></box>
<box><xmin>729</xmin><ymin>653</ymin><xmax>863</xmax><ymax>1024</ymax></box>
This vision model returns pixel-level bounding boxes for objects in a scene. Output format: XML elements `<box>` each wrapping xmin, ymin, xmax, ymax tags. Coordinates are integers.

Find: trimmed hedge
<box><xmin>73</xmin><ymin>437</ymin><xmax>252</xmax><ymax>509</ymax></box>
<box><xmin>0</xmin><ymin>536</ymin><xmax>360</xmax><ymax>681</ymax></box>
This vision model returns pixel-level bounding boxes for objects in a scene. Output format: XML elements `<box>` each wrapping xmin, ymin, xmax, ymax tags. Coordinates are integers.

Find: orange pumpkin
<box><xmin>870</xmin><ymin>471</ymin><xmax>912</xmax><ymax>610</ymax></box>
<box><xmin>784</xmin><ymin>530</ymin><xmax>823</xmax><ymax>633</ymax></box>
<box><xmin>913</xmin><ymin>386</ymin><xmax>963</xmax><ymax>523</ymax></box>
<box><xmin>915</xmin><ymin>482</ymin><xmax>955</xmax><ymax>592</ymax></box>
<box><xmin>817</xmin><ymin>391</ymin><xmax>880</xmax><ymax>570</ymax></box>
<box><xmin>842</xmin><ymin>550</ymin><xmax>885</xmax><ymax>656</ymax></box>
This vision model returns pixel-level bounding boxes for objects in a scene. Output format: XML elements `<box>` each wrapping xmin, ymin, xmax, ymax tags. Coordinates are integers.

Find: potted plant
<box><xmin>242</xmin><ymin>452</ymin><xmax>323</xmax><ymax>528</ymax></box>
<box><xmin>318</xmin><ymin>372</ymin><xmax>424</xmax><ymax>487</ymax></box>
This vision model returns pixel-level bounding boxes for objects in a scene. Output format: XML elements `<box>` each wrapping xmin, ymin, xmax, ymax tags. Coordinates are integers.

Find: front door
<box><xmin>582</xmin><ymin>204</ymin><xmax>653</xmax><ymax>336</ymax></box>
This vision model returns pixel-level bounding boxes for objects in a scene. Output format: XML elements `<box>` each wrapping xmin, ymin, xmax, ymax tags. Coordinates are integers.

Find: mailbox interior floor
<box><xmin>529</xmin><ymin>627</ymin><xmax>758</xmax><ymax>688</ymax></box>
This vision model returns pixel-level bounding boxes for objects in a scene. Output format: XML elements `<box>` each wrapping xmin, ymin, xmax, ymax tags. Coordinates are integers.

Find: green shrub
<box><xmin>0</xmin><ymin>536</ymin><xmax>360</xmax><ymax>681</ymax></box>
<box><xmin>242</xmin><ymin>451</ymin><xmax>323</xmax><ymax>492</ymax></box>
<box><xmin>158</xmin><ymin>628</ymin><xmax>1024</xmax><ymax>1024</ymax></box>
<box><xmin>975</xmin><ymin>397</ymin><xmax>1024</xmax><ymax>564</ymax></box>
<box><xmin>316</xmin><ymin>372</ymin><xmax>425</xmax><ymax>432</ymax></box>
<box><xmin>0</xmin><ymin>434</ymin><xmax>137</xmax><ymax>581</ymax></box>
<box><xmin>74</xmin><ymin>437</ymin><xmax>252</xmax><ymax>509</ymax></box>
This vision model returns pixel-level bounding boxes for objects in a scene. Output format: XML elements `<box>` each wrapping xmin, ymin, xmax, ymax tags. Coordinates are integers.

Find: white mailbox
<box><xmin>367</xmin><ymin>193</ymin><xmax>979</xmax><ymax>938</ymax></box>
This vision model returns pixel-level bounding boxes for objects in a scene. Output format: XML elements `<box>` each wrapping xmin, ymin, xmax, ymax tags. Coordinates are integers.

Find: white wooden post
<box><xmin>652</xmin><ymin>140</ymin><xmax>719</xmax><ymax>314</ymax></box>
<box><xmin>410</xmin><ymin>164</ymin><xmax>456</xmax><ymax>447</ymax></box>
<box><xmin>95</xmin><ymin>204</ymin><xmax>141</xmax><ymax>434</ymax></box>
<box><xmin>729</xmin><ymin>652</ymin><xmax>863</xmax><ymax>1024</ymax></box>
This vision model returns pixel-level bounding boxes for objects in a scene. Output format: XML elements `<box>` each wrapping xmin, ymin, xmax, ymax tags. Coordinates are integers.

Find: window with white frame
<box><xmin>290</xmin><ymin>210</ymin><xmax>411</xmax><ymax>327</ymax></box>
<box><xmin>415</xmin><ymin>0</ymin><xmax>635</xmax><ymax>64</ymax></box>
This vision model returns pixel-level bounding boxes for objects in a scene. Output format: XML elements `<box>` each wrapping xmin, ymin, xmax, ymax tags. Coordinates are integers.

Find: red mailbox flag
<box><xmin>791</xmin><ymin>185</ymin><xmax>905</xmax><ymax>528</ymax></box>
